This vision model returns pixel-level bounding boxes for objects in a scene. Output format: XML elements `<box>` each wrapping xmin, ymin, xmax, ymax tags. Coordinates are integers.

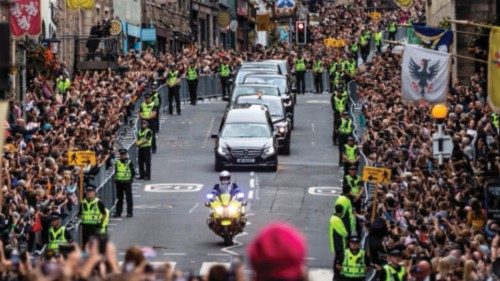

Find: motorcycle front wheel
<box><xmin>223</xmin><ymin>226</ymin><xmax>233</xmax><ymax>246</ymax></box>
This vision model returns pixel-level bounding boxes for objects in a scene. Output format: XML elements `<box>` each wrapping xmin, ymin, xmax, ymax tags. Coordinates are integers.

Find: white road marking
<box><xmin>200</xmin><ymin>262</ymin><xmax>231</xmax><ymax>277</ymax></box>
<box><xmin>311</xmin><ymin>122</ymin><xmax>315</xmax><ymax>132</ymax></box>
<box><xmin>249</xmin><ymin>179</ymin><xmax>255</xmax><ymax>189</ymax></box>
<box><xmin>108</xmin><ymin>223</ymin><xmax>118</xmax><ymax>226</ymax></box>
<box><xmin>307</xmin><ymin>186</ymin><xmax>342</xmax><ymax>196</ymax></box>
<box><xmin>145</xmin><ymin>183</ymin><xmax>204</xmax><ymax>193</ymax></box>
<box><xmin>306</xmin><ymin>100</ymin><xmax>329</xmax><ymax>104</ymax></box>
<box><xmin>110</xmin><ymin>218</ymin><xmax>123</xmax><ymax>221</ymax></box>
<box><xmin>188</xmin><ymin>203</ymin><xmax>200</xmax><ymax>214</ymax></box>
<box><xmin>163</xmin><ymin>253</ymin><xmax>187</xmax><ymax>256</ymax></box>
<box><xmin>308</xmin><ymin>269</ymin><xmax>333</xmax><ymax>281</ymax></box>
<box><xmin>133</xmin><ymin>195</ymin><xmax>142</xmax><ymax>198</ymax></box>
<box><xmin>207</xmin><ymin>253</ymin><xmax>230</xmax><ymax>256</ymax></box>
<box><xmin>248</xmin><ymin>190</ymin><xmax>254</xmax><ymax>200</ymax></box>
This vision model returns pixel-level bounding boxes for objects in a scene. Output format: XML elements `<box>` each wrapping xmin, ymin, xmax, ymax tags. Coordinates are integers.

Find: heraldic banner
<box><xmin>488</xmin><ymin>26</ymin><xmax>500</xmax><ymax>114</ymax></box>
<box><xmin>401</xmin><ymin>44</ymin><xmax>450</xmax><ymax>104</ymax></box>
<box><xmin>10</xmin><ymin>0</ymin><xmax>41</xmax><ymax>37</ymax></box>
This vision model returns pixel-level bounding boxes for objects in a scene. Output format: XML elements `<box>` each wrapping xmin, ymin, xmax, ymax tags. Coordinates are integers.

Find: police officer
<box><xmin>151</xmin><ymin>82</ymin><xmax>161</xmax><ymax>133</ymax></box>
<box><xmin>491</xmin><ymin>112</ymin><xmax>499</xmax><ymax>134</ymax></box>
<box><xmin>359</xmin><ymin>30</ymin><xmax>371</xmax><ymax>63</ymax></box>
<box><xmin>136</xmin><ymin>120</ymin><xmax>153</xmax><ymax>180</ymax></box>
<box><xmin>334</xmin><ymin>190</ymin><xmax>356</xmax><ymax>237</ymax></box>
<box><xmin>332</xmin><ymin>90</ymin><xmax>348</xmax><ymax>145</ymax></box>
<box><xmin>186</xmin><ymin>60</ymin><xmax>199</xmax><ymax>105</ymax></box>
<box><xmin>329</xmin><ymin>59</ymin><xmax>339</xmax><ymax>93</ymax></box>
<box><xmin>294</xmin><ymin>53</ymin><xmax>306</xmax><ymax>95</ymax></box>
<box><xmin>47</xmin><ymin>214</ymin><xmax>72</xmax><ymax>252</ymax></box>
<box><xmin>79</xmin><ymin>185</ymin><xmax>107</xmax><ymax>246</ymax></box>
<box><xmin>374</xmin><ymin>30</ymin><xmax>383</xmax><ymax>53</ymax></box>
<box><xmin>388</xmin><ymin>21</ymin><xmax>398</xmax><ymax>41</ymax></box>
<box><xmin>114</xmin><ymin>149</ymin><xmax>135</xmax><ymax>218</ymax></box>
<box><xmin>350</xmin><ymin>41</ymin><xmax>359</xmax><ymax>65</ymax></box>
<box><xmin>219</xmin><ymin>57</ymin><xmax>233</xmax><ymax>98</ymax></box>
<box><xmin>329</xmin><ymin>204</ymin><xmax>348</xmax><ymax>278</ymax></box>
<box><xmin>313</xmin><ymin>57</ymin><xmax>324</xmax><ymax>94</ymax></box>
<box><xmin>56</xmin><ymin>74</ymin><xmax>71</xmax><ymax>95</ymax></box>
<box><xmin>140</xmin><ymin>93</ymin><xmax>157</xmax><ymax>153</ymax></box>
<box><xmin>380</xmin><ymin>249</ymin><xmax>406</xmax><ymax>281</ymax></box>
<box><xmin>337</xmin><ymin>112</ymin><xmax>353</xmax><ymax>159</ymax></box>
<box><xmin>343</xmin><ymin>166</ymin><xmax>363</xmax><ymax>213</ymax></box>
<box><xmin>167</xmin><ymin>63</ymin><xmax>181</xmax><ymax>115</ymax></box>
<box><xmin>335</xmin><ymin>236</ymin><xmax>369</xmax><ymax>281</ymax></box>
<box><xmin>342</xmin><ymin>137</ymin><xmax>359</xmax><ymax>173</ymax></box>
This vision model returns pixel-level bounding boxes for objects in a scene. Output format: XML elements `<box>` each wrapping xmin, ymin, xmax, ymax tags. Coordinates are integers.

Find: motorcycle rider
<box><xmin>206</xmin><ymin>170</ymin><xmax>244</xmax><ymax>202</ymax></box>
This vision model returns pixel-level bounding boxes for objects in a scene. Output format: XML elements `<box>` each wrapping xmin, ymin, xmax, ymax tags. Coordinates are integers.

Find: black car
<box><xmin>229</xmin><ymin>84</ymin><xmax>281</xmax><ymax>107</ymax></box>
<box><xmin>242</xmin><ymin>74</ymin><xmax>295</xmax><ymax>128</ymax></box>
<box><xmin>212</xmin><ymin>105</ymin><xmax>278</xmax><ymax>172</ymax></box>
<box><xmin>234</xmin><ymin>95</ymin><xmax>292</xmax><ymax>155</ymax></box>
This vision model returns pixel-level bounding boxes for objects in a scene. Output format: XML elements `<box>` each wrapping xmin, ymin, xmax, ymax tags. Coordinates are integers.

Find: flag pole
<box><xmin>381</xmin><ymin>39</ymin><xmax>489</xmax><ymax>64</ymax></box>
<box><xmin>448</xmin><ymin>19</ymin><xmax>497</xmax><ymax>30</ymax></box>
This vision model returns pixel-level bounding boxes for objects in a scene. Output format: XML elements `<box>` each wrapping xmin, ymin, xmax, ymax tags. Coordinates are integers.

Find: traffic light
<box><xmin>295</xmin><ymin>21</ymin><xmax>306</xmax><ymax>44</ymax></box>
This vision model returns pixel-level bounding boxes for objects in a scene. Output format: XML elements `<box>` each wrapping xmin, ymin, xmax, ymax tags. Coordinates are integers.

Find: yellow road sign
<box><xmin>217</xmin><ymin>11</ymin><xmax>231</xmax><ymax>28</ymax></box>
<box><xmin>67</xmin><ymin>150</ymin><xmax>97</xmax><ymax>166</ymax></box>
<box><xmin>362</xmin><ymin>166</ymin><xmax>392</xmax><ymax>184</ymax></box>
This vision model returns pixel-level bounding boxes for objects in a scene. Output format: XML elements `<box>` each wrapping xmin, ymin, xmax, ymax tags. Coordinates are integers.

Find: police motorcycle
<box><xmin>205</xmin><ymin>172</ymin><xmax>247</xmax><ymax>246</ymax></box>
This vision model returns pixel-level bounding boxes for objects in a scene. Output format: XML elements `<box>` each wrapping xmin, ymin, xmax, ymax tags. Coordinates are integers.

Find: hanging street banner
<box><xmin>275</xmin><ymin>0</ymin><xmax>295</xmax><ymax>17</ymax></box>
<box><xmin>488</xmin><ymin>26</ymin><xmax>500</xmax><ymax>114</ymax></box>
<box><xmin>256</xmin><ymin>14</ymin><xmax>270</xmax><ymax>31</ymax></box>
<box><xmin>401</xmin><ymin>44</ymin><xmax>450</xmax><ymax>104</ymax></box>
<box><xmin>393</xmin><ymin>0</ymin><xmax>413</xmax><ymax>9</ymax></box>
<box><xmin>66</xmin><ymin>0</ymin><xmax>95</xmax><ymax>10</ymax></box>
<box><xmin>10</xmin><ymin>0</ymin><xmax>41</xmax><ymax>37</ymax></box>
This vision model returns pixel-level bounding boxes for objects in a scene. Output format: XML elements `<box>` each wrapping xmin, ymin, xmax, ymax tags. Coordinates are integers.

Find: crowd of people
<box><xmin>0</xmin><ymin>0</ymin><xmax>498</xmax><ymax>279</ymax></box>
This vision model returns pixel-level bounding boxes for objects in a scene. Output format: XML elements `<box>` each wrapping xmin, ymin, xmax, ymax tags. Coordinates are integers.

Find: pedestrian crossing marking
<box><xmin>199</xmin><ymin>262</ymin><xmax>231</xmax><ymax>277</ymax></box>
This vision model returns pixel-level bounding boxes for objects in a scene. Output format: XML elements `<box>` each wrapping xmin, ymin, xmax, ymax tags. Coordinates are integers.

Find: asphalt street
<box><xmin>109</xmin><ymin>93</ymin><xmax>342</xmax><ymax>279</ymax></box>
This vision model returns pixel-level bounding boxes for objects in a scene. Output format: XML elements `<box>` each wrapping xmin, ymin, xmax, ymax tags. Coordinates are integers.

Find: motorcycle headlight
<box><xmin>263</xmin><ymin>146</ymin><xmax>275</xmax><ymax>155</ymax></box>
<box><xmin>217</xmin><ymin>146</ymin><xmax>229</xmax><ymax>155</ymax></box>
<box><xmin>283</xmin><ymin>99</ymin><xmax>292</xmax><ymax>106</ymax></box>
<box><xmin>278</xmin><ymin>127</ymin><xmax>286</xmax><ymax>134</ymax></box>
<box><xmin>227</xmin><ymin>205</ymin><xmax>237</xmax><ymax>215</ymax></box>
<box><xmin>215</xmin><ymin>206</ymin><xmax>224</xmax><ymax>215</ymax></box>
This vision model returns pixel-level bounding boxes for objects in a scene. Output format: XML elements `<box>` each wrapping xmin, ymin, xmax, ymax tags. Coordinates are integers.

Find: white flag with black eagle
<box><xmin>401</xmin><ymin>44</ymin><xmax>450</xmax><ymax>103</ymax></box>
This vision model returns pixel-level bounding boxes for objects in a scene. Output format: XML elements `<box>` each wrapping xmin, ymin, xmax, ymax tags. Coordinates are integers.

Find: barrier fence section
<box><xmin>63</xmin><ymin>74</ymin><xmax>224</xmax><ymax>245</ymax></box>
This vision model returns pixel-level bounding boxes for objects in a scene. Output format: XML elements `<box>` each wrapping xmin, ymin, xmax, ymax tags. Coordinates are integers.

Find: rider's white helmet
<box><xmin>219</xmin><ymin>170</ymin><xmax>231</xmax><ymax>186</ymax></box>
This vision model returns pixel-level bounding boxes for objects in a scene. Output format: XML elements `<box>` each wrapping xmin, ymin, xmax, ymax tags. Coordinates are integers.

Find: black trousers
<box><xmin>81</xmin><ymin>224</ymin><xmax>100</xmax><ymax>247</ymax></box>
<box><xmin>154</xmin><ymin>107</ymin><xmax>160</xmax><ymax>133</ymax></box>
<box><xmin>376</xmin><ymin>43</ymin><xmax>382</xmax><ymax>53</ymax></box>
<box><xmin>295</xmin><ymin>71</ymin><xmax>305</xmax><ymax>95</ymax></box>
<box><xmin>115</xmin><ymin>181</ymin><xmax>133</xmax><ymax>215</ymax></box>
<box><xmin>314</xmin><ymin>72</ymin><xmax>323</xmax><ymax>93</ymax></box>
<box><xmin>332</xmin><ymin>111</ymin><xmax>341</xmax><ymax>145</ymax></box>
<box><xmin>168</xmin><ymin>86</ymin><xmax>181</xmax><ymax>114</ymax></box>
<box><xmin>138</xmin><ymin>147</ymin><xmax>151</xmax><ymax>179</ymax></box>
<box><xmin>333</xmin><ymin>249</ymin><xmax>343</xmax><ymax>279</ymax></box>
<box><xmin>188</xmin><ymin>80</ymin><xmax>198</xmax><ymax>105</ymax></box>
<box><xmin>221</xmin><ymin>77</ymin><xmax>231</xmax><ymax>97</ymax></box>
<box><xmin>388</xmin><ymin>31</ymin><xmax>396</xmax><ymax>41</ymax></box>
<box><xmin>360</xmin><ymin>45</ymin><xmax>370</xmax><ymax>63</ymax></box>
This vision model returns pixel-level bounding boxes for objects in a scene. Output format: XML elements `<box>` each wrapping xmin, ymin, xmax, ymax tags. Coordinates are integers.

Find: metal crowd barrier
<box><xmin>63</xmin><ymin>74</ymin><xmax>225</xmax><ymax>245</ymax></box>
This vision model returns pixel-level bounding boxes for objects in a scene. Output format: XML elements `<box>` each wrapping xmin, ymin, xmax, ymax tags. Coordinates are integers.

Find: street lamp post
<box><xmin>431</xmin><ymin>104</ymin><xmax>453</xmax><ymax>165</ymax></box>
<box><xmin>47</xmin><ymin>34</ymin><xmax>61</xmax><ymax>55</ymax></box>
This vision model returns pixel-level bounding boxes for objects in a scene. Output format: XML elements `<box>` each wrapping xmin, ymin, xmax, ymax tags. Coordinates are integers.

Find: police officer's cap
<box><xmin>144</xmin><ymin>93</ymin><xmax>151</xmax><ymax>98</ymax></box>
<box><xmin>142</xmin><ymin>120</ymin><xmax>149</xmax><ymax>126</ymax></box>
<box><xmin>86</xmin><ymin>185</ymin><xmax>97</xmax><ymax>191</ymax></box>
<box><xmin>119</xmin><ymin>148</ymin><xmax>128</xmax><ymax>155</ymax></box>
<box><xmin>349</xmin><ymin>165</ymin><xmax>357</xmax><ymax>171</ymax></box>
<box><xmin>389</xmin><ymin>249</ymin><xmax>402</xmax><ymax>257</ymax></box>
<box><xmin>342</xmin><ymin>111</ymin><xmax>349</xmax><ymax>115</ymax></box>
<box><xmin>334</xmin><ymin>204</ymin><xmax>343</xmax><ymax>214</ymax></box>
<box><xmin>349</xmin><ymin>236</ymin><xmax>360</xmax><ymax>243</ymax></box>
<box><xmin>348</xmin><ymin>136</ymin><xmax>355</xmax><ymax>141</ymax></box>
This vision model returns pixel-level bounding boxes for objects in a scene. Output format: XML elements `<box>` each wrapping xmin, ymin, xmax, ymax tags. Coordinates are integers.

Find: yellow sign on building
<box><xmin>362</xmin><ymin>166</ymin><xmax>392</xmax><ymax>184</ymax></box>
<box><xmin>67</xmin><ymin>150</ymin><xmax>97</xmax><ymax>166</ymax></box>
